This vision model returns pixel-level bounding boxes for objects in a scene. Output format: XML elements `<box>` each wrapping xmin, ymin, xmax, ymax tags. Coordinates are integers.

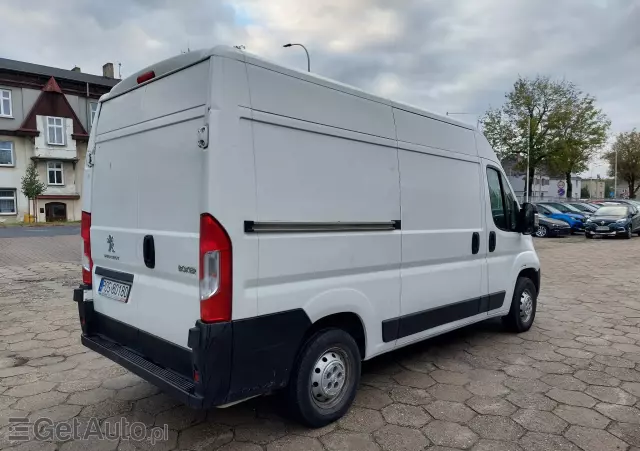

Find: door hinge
<box><xmin>197</xmin><ymin>125</ymin><xmax>209</xmax><ymax>149</ymax></box>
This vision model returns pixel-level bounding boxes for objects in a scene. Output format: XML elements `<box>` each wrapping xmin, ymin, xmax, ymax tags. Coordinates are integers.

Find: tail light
<box><xmin>199</xmin><ymin>214</ymin><xmax>232</xmax><ymax>323</ymax></box>
<box><xmin>81</xmin><ymin>211</ymin><xmax>92</xmax><ymax>286</ymax></box>
<box><xmin>136</xmin><ymin>71</ymin><xmax>155</xmax><ymax>84</ymax></box>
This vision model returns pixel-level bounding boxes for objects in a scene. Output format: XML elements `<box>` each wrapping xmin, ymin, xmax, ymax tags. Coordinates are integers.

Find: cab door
<box><xmin>482</xmin><ymin>161</ymin><xmax>524</xmax><ymax>315</ymax></box>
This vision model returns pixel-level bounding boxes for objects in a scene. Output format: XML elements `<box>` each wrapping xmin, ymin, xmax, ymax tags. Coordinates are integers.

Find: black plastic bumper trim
<box><xmin>95</xmin><ymin>266</ymin><xmax>134</xmax><ymax>283</ymax></box>
<box><xmin>382</xmin><ymin>291</ymin><xmax>506</xmax><ymax>342</ymax></box>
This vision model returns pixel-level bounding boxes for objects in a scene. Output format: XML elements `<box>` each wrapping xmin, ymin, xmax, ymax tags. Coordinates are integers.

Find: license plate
<box><xmin>596</xmin><ymin>226</ymin><xmax>610</xmax><ymax>231</ymax></box>
<box><xmin>98</xmin><ymin>278</ymin><xmax>131</xmax><ymax>303</ymax></box>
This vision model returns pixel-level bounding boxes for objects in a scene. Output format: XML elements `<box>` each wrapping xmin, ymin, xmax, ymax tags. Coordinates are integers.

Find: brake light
<box><xmin>199</xmin><ymin>214</ymin><xmax>232</xmax><ymax>323</ymax></box>
<box><xmin>81</xmin><ymin>211</ymin><xmax>92</xmax><ymax>286</ymax></box>
<box><xmin>136</xmin><ymin>71</ymin><xmax>155</xmax><ymax>84</ymax></box>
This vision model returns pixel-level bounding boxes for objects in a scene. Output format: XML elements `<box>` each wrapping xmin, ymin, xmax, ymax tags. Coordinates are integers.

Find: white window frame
<box><xmin>0</xmin><ymin>89</ymin><xmax>12</xmax><ymax>118</ymax></box>
<box><xmin>0</xmin><ymin>189</ymin><xmax>17</xmax><ymax>215</ymax></box>
<box><xmin>90</xmin><ymin>102</ymin><xmax>98</xmax><ymax>128</ymax></box>
<box><xmin>47</xmin><ymin>116</ymin><xmax>65</xmax><ymax>146</ymax></box>
<box><xmin>47</xmin><ymin>161</ymin><xmax>64</xmax><ymax>186</ymax></box>
<box><xmin>0</xmin><ymin>141</ymin><xmax>14</xmax><ymax>167</ymax></box>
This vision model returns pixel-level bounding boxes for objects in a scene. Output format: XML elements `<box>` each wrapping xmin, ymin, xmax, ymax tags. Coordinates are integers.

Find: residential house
<box><xmin>0</xmin><ymin>58</ymin><xmax>118</xmax><ymax>222</ymax></box>
<box><xmin>582</xmin><ymin>178</ymin><xmax>606</xmax><ymax>199</ymax></box>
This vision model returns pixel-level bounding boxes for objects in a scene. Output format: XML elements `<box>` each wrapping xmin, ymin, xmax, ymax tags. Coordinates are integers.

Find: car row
<box><xmin>533</xmin><ymin>200</ymin><xmax>640</xmax><ymax>239</ymax></box>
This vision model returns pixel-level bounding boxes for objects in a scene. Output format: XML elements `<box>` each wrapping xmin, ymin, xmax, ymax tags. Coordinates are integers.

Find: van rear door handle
<box><xmin>489</xmin><ymin>231</ymin><xmax>496</xmax><ymax>252</ymax></box>
<box><xmin>143</xmin><ymin>235</ymin><xmax>155</xmax><ymax>269</ymax></box>
<box><xmin>471</xmin><ymin>232</ymin><xmax>480</xmax><ymax>255</ymax></box>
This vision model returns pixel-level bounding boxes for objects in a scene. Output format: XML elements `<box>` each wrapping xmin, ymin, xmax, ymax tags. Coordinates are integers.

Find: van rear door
<box><xmin>90</xmin><ymin>59</ymin><xmax>211</xmax><ymax>348</ymax></box>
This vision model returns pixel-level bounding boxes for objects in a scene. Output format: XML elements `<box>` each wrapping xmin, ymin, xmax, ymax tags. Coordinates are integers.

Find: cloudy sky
<box><xmin>2</xmin><ymin>0</ymin><xmax>637</xmax><ymax>174</ymax></box>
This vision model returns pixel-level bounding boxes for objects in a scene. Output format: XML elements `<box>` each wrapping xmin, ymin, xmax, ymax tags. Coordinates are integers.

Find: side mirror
<box><xmin>518</xmin><ymin>203</ymin><xmax>537</xmax><ymax>235</ymax></box>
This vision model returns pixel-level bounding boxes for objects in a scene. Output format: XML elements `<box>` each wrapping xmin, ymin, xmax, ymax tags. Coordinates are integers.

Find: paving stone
<box><xmin>381</xmin><ymin>403</ymin><xmax>431</xmax><ymax>427</ymax></box>
<box><xmin>466</xmin><ymin>380</ymin><xmax>510</xmax><ymax>397</ymax></box>
<box><xmin>12</xmin><ymin>390</ymin><xmax>67</xmax><ymax>411</ymax></box>
<box><xmin>553</xmin><ymin>405</ymin><xmax>610</xmax><ymax>428</ymax></box>
<box><xmin>608</xmin><ymin>422</ymin><xmax>640</xmax><ymax>447</ymax></box>
<box><xmin>229</xmin><ymin>420</ymin><xmax>284</xmax><ymax>445</ymax></box>
<box><xmin>428</xmin><ymin>383</ymin><xmax>473</xmax><ymax>402</ymax></box>
<box><xmin>431</xmin><ymin>369</ymin><xmax>471</xmax><ymax>385</ymax></box>
<box><xmin>102</xmin><ymin>373</ymin><xmax>144</xmax><ymax>390</ymax></box>
<box><xmin>594</xmin><ymin>355</ymin><xmax>636</xmax><ymax>368</ymax></box>
<box><xmin>392</xmin><ymin>370</ymin><xmax>436</xmax><ymax>389</ymax></box>
<box><xmin>217</xmin><ymin>443</ymin><xmax>263</xmax><ymax>451</ymax></box>
<box><xmin>4</xmin><ymin>381</ymin><xmax>56</xmax><ymax>398</ymax></box>
<box><xmin>574</xmin><ymin>370</ymin><xmax>621</xmax><ymax>387</ymax></box>
<box><xmin>531</xmin><ymin>361</ymin><xmax>574</xmax><ymax>374</ymax></box>
<box><xmin>507</xmin><ymin>392</ymin><xmax>558</xmax><ymax>411</ymax></box>
<box><xmin>595</xmin><ymin>403</ymin><xmax>640</xmax><ymax>424</ymax></box>
<box><xmin>504</xmin><ymin>365</ymin><xmax>544</xmax><ymax>380</ymax></box>
<box><xmin>387</xmin><ymin>386</ymin><xmax>432</xmax><ymax>405</ymax></box>
<box><xmin>67</xmin><ymin>387</ymin><xmax>115</xmax><ymax>405</ymax></box>
<box><xmin>321</xmin><ymin>431</ymin><xmax>381</xmax><ymax>451</ymax></box>
<box><xmin>467</xmin><ymin>396</ymin><xmax>518</xmax><ymax>416</ymax></box>
<box><xmin>519</xmin><ymin>432</ymin><xmax>581</xmax><ymax>451</ymax></box>
<box><xmin>564</xmin><ymin>425</ymin><xmax>629</xmax><ymax>451</ymax></box>
<box><xmin>266</xmin><ymin>435</ymin><xmax>324</xmax><ymax>451</ymax></box>
<box><xmin>586</xmin><ymin>386</ymin><xmax>638</xmax><ymax>406</ymax></box>
<box><xmin>622</xmin><ymin>382</ymin><xmax>640</xmax><ymax>397</ymax></box>
<box><xmin>468</xmin><ymin>415</ymin><xmax>525</xmax><ymax>441</ymax></box>
<box><xmin>433</xmin><ymin>358</ymin><xmax>474</xmax><ymax>372</ymax></box>
<box><xmin>472</xmin><ymin>439</ymin><xmax>523</xmax><ymax>451</ymax></box>
<box><xmin>468</xmin><ymin>369</ymin><xmax>507</xmax><ymax>383</ymax></box>
<box><xmin>373</xmin><ymin>424</ymin><xmax>430</xmax><ymax>451</ymax></box>
<box><xmin>540</xmin><ymin>374</ymin><xmax>587</xmax><ymax>391</ymax></box>
<box><xmin>606</xmin><ymin>367</ymin><xmax>640</xmax><ymax>382</ymax></box>
<box><xmin>115</xmin><ymin>383</ymin><xmax>159</xmax><ymax>401</ymax></box>
<box><xmin>546</xmin><ymin>388</ymin><xmax>597</xmax><ymax>407</ymax></box>
<box><xmin>425</xmin><ymin>400</ymin><xmax>476</xmax><ymax>423</ymax></box>
<box><xmin>154</xmin><ymin>405</ymin><xmax>206</xmax><ymax>431</ymax></box>
<box><xmin>422</xmin><ymin>420</ymin><xmax>479</xmax><ymax>449</ymax></box>
<box><xmin>133</xmin><ymin>393</ymin><xmax>180</xmax><ymax>414</ymax></box>
<box><xmin>504</xmin><ymin>378</ymin><xmax>551</xmax><ymax>393</ymax></box>
<box><xmin>512</xmin><ymin>409</ymin><xmax>568</xmax><ymax>434</ymax></box>
<box><xmin>0</xmin><ymin>408</ymin><xmax>28</xmax><ymax>428</ymax></box>
<box><xmin>354</xmin><ymin>387</ymin><xmax>393</xmax><ymax>410</ymax></box>
<box><xmin>399</xmin><ymin>359</ymin><xmax>437</xmax><ymax>374</ymax></box>
<box><xmin>79</xmin><ymin>399</ymin><xmax>131</xmax><ymax>419</ymax></box>
<box><xmin>338</xmin><ymin>407</ymin><xmax>385</xmax><ymax>433</ymax></box>
<box><xmin>31</xmin><ymin>403</ymin><xmax>82</xmax><ymax>423</ymax></box>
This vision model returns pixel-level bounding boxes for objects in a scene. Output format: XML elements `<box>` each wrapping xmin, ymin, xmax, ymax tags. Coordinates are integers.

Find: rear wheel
<box><xmin>286</xmin><ymin>328</ymin><xmax>361</xmax><ymax>427</ymax></box>
<box><xmin>503</xmin><ymin>277</ymin><xmax>537</xmax><ymax>333</ymax></box>
<box><xmin>534</xmin><ymin>225</ymin><xmax>548</xmax><ymax>238</ymax></box>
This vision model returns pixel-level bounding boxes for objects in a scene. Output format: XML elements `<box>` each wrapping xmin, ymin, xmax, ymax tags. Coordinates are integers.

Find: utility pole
<box><xmin>525</xmin><ymin>116</ymin><xmax>531</xmax><ymax>203</ymax></box>
<box><xmin>614</xmin><ymin>150</ymin><xmax>618</xmax><ymax>199</ymax></box>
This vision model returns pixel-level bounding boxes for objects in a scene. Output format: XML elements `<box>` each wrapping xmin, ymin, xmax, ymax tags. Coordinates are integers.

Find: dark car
<box><xmin>535</xmin><ymin>214</ymin><xmax>571</xmax><ymax>238</ymax></box>
<box><xmin>567</xmin><ymin>202</ymin><xmax>598</xmax><ymax>214</ymax></box>
<box><xmin>534</xmin><ymin>204</ymin><xmax>585</xmax><ymax>233</ymax></box>
<box><xmin>585</xmin><ymin>205</ymin><xmax>640</xmax><ymax>239</ymax></box>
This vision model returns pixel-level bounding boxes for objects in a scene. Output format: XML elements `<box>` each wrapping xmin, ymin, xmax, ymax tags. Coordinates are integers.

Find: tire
<box><xmin>503</xmin><ymin>277</ymin><xmax>537</xmax><ymax>333</ymax></box>
<box><xmin>586</xmin><ymin>234</ymin><xmax>593</xmax><ymax>239</ymax></box>
<box><xmin>286</xmin><ymin>328</ymin><xmax>361</xmax><ymax>428</ymax></box>
<box><xmin>534</xmin><ymin>225</ymin><xmax>548</xmax><ymax>238</ymax></box>
<box><xmin>624</xmin><ymin>227</ymin><xmax>632</xmax><ymax>239</ymax></box>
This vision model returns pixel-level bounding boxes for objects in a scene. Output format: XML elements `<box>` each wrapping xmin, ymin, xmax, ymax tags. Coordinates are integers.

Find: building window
<box><xmin>0</xmin><ymin>89</ymin><xmax>11</xmax><ymax>117</ymax></box>
<box><xmin>90</xmin><ymin>102</ymin><xmax>98</xmax><ymax>128</ymax></box>
<box><xmin>47</xmin><ymin>161</ymin><xmax>64</xmax><ymax>185</ymax></box>
<box><xmin>0</xmin><ymin>141</ymin><xmax>14</xmax><ymax>166</ymax></box>
<box><xmin>0</xmin><ymin>189</ymin><xmax>16</xmax><ymax>215</ymax></box>
<box><xmin>47</xmin><ymin>117</ymin><xmax>65</xmax><ymax>145</ymax></box>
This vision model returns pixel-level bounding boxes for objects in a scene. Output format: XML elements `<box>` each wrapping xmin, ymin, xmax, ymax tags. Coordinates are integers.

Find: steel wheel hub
<box><xmin>536</xmin><ymin>226</ymin><xmax>546</xmax><ymax>237</ymax></box>
<box><xmin>311</xmin><ymin>350</ymin><xmax>347</xmax><ymax>407</ymax></box>
<box><xmin>520</xmin><ymin>290</ymin><xmax>533</xmax><ymax>323</ymax></box>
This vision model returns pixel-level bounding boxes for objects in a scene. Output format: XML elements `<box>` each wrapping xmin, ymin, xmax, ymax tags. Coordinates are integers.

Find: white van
<box><xmin>74</xmin><ymin>46</ymin><xmax>540</xmax><ymax>427</ymax></box>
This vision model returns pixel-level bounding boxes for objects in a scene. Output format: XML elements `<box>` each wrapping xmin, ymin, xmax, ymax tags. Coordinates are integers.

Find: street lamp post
<box><xmin>525</xmin><ymin>116</ymin><xmax>531</xmax><ymax>203</ymax></box>
<box><xmin>614</xmin><ymin>149</ymin><xmax>618</xmax><ymax>199</ymax></box>
<box><xmin>283</xmin><ymin>43</ymin><xmax>310</xmax><ymax>72</ymax></box>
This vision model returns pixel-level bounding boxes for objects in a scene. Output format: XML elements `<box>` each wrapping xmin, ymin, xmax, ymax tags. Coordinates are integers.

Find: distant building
<box><xmin>582</xmin><ymin>178</ymin><xmax>606</xmax><ymax>199</ymax></box>
<box><xmin>0</xmin><ymin>58</ymin><xmax>119</xmax><ymax>222</ymax></box>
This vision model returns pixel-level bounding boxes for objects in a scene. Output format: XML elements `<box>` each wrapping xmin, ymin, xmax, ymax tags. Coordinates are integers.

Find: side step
<box><xmin>82</xmin><ymin>334</ymin><xmax>204</xmax><ymax>408</ymax></box>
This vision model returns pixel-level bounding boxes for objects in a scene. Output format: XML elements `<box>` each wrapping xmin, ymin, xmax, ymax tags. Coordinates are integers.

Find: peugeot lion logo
<box><xmin>107</xmin><ymin>235</ymin><xmax>115</xmax><ymax>253</ymax></box>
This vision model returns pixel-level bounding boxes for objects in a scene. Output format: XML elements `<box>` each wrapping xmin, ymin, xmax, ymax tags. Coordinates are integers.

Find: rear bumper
<box><xmin>74</xmin><ymin>286</ymin><xmax>311</xmax><ymax>409</ymax></box>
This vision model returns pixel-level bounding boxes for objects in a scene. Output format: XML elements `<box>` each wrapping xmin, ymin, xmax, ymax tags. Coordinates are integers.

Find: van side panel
<box><xmin>246</xmin><ymin>66</ymin><xmax>401</xmax><ymax>358</ymax></box>
<box><xmin>246</xmin><ymin>64</ymin><xmax>396</xmax><ymax>140</ymax></box>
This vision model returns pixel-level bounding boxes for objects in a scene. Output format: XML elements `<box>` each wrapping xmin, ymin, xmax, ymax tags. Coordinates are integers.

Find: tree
<box><xmin>604</xmin><ymin>130</ymin><xmax>640</xmax><ymax>199</ymax></box>
<box><xmin>481</xmin><ymin>76</ymin><xmax>586</xmax><ymax>198</ymax></box>
<box><xmin>546</xmin><ymin>92</ymin><xmax>610</xmax><ymax>198</ymax></box>
<box><xmin>580</xmin><ymin>186</ymin><xmax>590</xmax><ymax>198</ymax></box>
<box><xmin>21</xmin><ymin>162</ymin><xmax>46</xmax><ymax>222</ymax></box>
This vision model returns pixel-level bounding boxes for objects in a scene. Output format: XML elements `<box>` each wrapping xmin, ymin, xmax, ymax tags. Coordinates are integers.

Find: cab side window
<box><xmin>487</xmin><ymin>167</ymin><xmax>518</xmax><ymax>232</ymax></box>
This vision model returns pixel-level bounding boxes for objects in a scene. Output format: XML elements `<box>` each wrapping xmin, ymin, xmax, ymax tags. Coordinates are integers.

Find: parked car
<box><xmin>72</xmin><ymin>46</ymin><xmax>541</xmax><ymax>427</ymax></box>
<box><xmin>535</xmin><ymin>215</ymin><xmax>571</xmax><ymax>238</ymax></box>
<box><xmin>534</xmin><ymin>204</ymin><xmax>585</xmax><ymax>233</ymax></box>
<box><xmin>585</xmin><ymin>204</ymin><xmax>640</xmax><ymax>239</ymax></box>
<box><xmin>567</xmin><ymin>202</ymin><xmax>598</xmax><ymax>214</ymax></box>
<box><xmin>538</xmin><ymin>202</ymin><xmax>590</xmax><ymax>219</ymax></box>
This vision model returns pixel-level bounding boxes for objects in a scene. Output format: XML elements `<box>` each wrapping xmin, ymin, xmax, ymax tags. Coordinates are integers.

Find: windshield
<box><xmin>540</xmin><ymin>205</ymin><xmax>561</xmax><ymax>214</ymax></box>
<box><xmin>561</xmin><ymin>204</ymin><xmax>583</xmax><ymax>213</ymax></box>
<box><xmin>595</xmin><ymin>206</ymin><xmax>628</xmax><ymax>216</ymax></box>
<box><xmin>568</xmin><ymin>203</ymin><xmax>590</xmax><ymax>212</ymax></box>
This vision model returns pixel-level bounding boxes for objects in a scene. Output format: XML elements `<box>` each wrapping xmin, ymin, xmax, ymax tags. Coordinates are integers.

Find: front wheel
<box><xmin>286</xmin><ymin>328</ymin><xmax>361</xmax><ymax>428</ymax></box>
<box><xmin>624</xmin><ymin>227</ymin><xmax>632</xmax><ymax>239</ymax></box>
<box><xmin>534</xmin><ymin>225</ymin><xmax>548</xmax><ymax>238</ymax></box>
<box><xmin>503</xmin><ymin>277</ymin><xmax>537</xmax><ymax>333</ymax></box>
<box><xmin>586</xmin><ymin>233</ymin><xmax>593</xmax><ymax>239</ymax></box>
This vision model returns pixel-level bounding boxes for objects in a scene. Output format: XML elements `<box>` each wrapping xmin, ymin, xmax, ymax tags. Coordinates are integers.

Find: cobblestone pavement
<box><xmin>0</xmin><ymin>235</ymin><xmax>639</xmax><ymax>450</ymax></box>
